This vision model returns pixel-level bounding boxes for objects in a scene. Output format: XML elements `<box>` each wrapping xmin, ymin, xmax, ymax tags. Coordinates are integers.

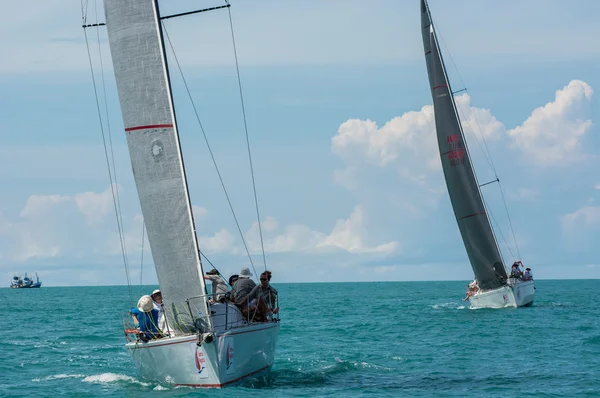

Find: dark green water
<box><xmin>3</xmin><ymin>280</ymin><xmax>599</xmax><ymax>397</ymax></box>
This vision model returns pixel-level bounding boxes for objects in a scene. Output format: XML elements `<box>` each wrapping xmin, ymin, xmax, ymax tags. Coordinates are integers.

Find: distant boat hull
<box><xmin>10</xmin><ymin>283</ymin><xmax>42</xmax><ymax>289</ymax></box>
<box><xmin>126</xmin><ymin>321</ymin><xmax>279</xmax><ymax>387</ymax></box>
<box><xmin>468</xmin><ymin>279</ymin><xmax>534</xmax><ymax>309</ymax></box>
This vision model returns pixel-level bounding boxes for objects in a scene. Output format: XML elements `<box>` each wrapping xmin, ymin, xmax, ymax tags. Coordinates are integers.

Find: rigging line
<box><xmin>81</xmin><ymin>0</ymin><xmax>88</xmax><ymax>25</ymax></box>
<box><xmin>83</xmin><ymin>18</ymin><xmax>133</xmax><ymax>306</ymax></box>
<box><xmin>497</xmin><ymin>180</ymin><xmax>522</xmax><ymax>260</ymax></box>
<box><xmin>453</xmin><ymin>91</ymin><xmax>496</xmax><ymax>173</ymax></box>
<box><xmin>467</xmin><ymin>96</ymin><xmax>498</xmax><ymax>177</ymax></box>
<box><xmin>198</xmin><ymin>250</ymin><xmax>229</xmax><ymax>286</ymax></box>
<box><xmin>488</xmin><ymin>207</ymin><xmax>516</xmax><ymax>265</ymax></box>
<box><xmin>93</xmin><ymin>0</ymin><xmax>133</xmax><ymax>290</ymax></box>
<box><xmin>139</xmin><ymin>221</ymin><xmax>145</xmax><ymax>297</ymax></box>
<box><xmin>94</xmin><ymin>2</ymin><xmax>129</xmax><ymax>282</ymax></box>
<box><xmin>464</xmin><ymin>90</ymin><xmax>521</xmax><ymax>260</ymax></box>
<box><xmin>160</xmin><ymin>23</ymin><xmax>259</xmax><ymax>278</ymax></box>
<box><xmin>93</xmin><ymin>0</ymin><xmax>132</xmax><ymax>280</ymax></box>
<box><xmin>431</xmin><ymin>16</ymin><xmax>468</xmax><ymax>110</ymax></box>
<box><xmin>432</xmin><ymin>15</ymin><xmax>497</xmax><ymax>175</ymax></box>
<box><xmin>434</xmin><ymin>15</ymin><xmax>520</xmax><ymax>259</ymax></box>
<box><xmin>227</xmin><ymin>3</ymin><xmax>268</xmax><ymax>272</ymax></box>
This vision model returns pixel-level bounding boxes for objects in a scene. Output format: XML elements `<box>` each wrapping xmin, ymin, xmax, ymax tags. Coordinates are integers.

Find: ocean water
<box><xmin>3</xmin><ymin>280</ymin><xmax>599</xmax><ymax>397</ymax></box>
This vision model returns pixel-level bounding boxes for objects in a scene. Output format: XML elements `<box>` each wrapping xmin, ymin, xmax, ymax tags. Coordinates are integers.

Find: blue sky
<box><xmin>1</xmin><ymin>0</ymin><xmax>599</xmax><ymax>286</ymax></box>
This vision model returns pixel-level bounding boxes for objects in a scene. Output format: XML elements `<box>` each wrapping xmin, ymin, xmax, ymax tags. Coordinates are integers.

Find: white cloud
<box><xmin>595</xmin><ymin>184</ymin><xmax>600</xmax><ymax>190</ymax></box>
<box><xmin>192</xmin><ymin>205</ymin><xmax>208</xmax><ymax>220</ymax></box>
<box><xmin>507</xmin><ymin>188</ymin><xmax>540</xmax><ymax>201</ymax></box>
<box><xmin>251</xmin><ymin>223</ymin><xmax>325</xmax><ymax>253</ymax></box>
<box><xmin>0</xmin><ymin>186</ymin><xmax>222</xmax><ymax>264</ymax></box>
<box><xmin>332</xmin><ymin>105</ymin><xmax>437</xmax><ymax>167</ymax></box>
<box><xmin>0</xmin><ymin>186</ymin><xmax>141</xmax><ymax>263</ymax></box>
<box><xmin>508</xmin><ymin>80</ymin><xmax>594</xmax><ymax>165</ymax></box>
<box><xmin>318</xmin><ymin>206</ymin><xmax>399</xmax><ymax>254</ymax></box>
<box><xmin>455</xmin><ymin>94</ymin><xmax>505</xmax><ymax>141</ymax></box>
<box><xmin>197</xmin><ymin>228</ymin><xmax>236</xmax><ymax>254</ymax></box>
<box><xmin>562</xmin><ymin>206</ymin><xmax>600</xmax><ymax>228</ymax></box>
<box><xmin>74</xmin><ymin>186</ymin><xmax>115</xmax><ymax>225</ymax></box>
<box><xmin>332</xmin><ymin>94</ymin><xmax>506</xmax><ymax>173</ymax></box>
<box><xmin>330</xmin><ymin>94</ymin><xmax>505</xmax><ymax>217</ymax></box>
<box><xmin>246</xmin><ymin>206</ymin><xmax>398</xmax><ymax>255</ymax></box>
<box><xmin>561</xmin><ymin>205</ymin><xmax>600</xmax><ymax>250</ymax></box>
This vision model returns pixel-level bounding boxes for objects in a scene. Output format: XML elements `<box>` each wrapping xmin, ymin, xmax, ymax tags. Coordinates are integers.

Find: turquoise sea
<box><xmin>3</xmin><ymin>280</ymin><xmax>600</xmax><ymax>397</ymax></box>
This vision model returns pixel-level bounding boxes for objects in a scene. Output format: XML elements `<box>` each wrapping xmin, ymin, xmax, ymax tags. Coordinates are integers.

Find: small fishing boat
<box><xmin>10</xmin><ymin>273</ymin><xmax>42</xmax><ymax>289</ymax></box>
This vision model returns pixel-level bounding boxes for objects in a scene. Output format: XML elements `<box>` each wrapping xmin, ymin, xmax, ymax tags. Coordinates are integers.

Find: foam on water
<box><xmin>82</xmin><ymin>372</ymin><xmax>152</xmax><ymax>387</ymax></box>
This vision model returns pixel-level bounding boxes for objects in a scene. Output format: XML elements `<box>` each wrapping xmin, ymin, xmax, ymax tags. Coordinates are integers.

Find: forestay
<box><xmin>421</xmin><ymin>0</ymin><xmax>508</xmax><ymax>290</ymax></box>
<box><xmin>104</xmin><ymin>0</ymin><xmax>209</xmax><ymax>329</ymax></box>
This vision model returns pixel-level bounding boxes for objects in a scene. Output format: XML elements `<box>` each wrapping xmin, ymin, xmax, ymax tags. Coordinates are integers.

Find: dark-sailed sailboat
<box><xmin>420</xmin><ymin>0</ymin><xmax>534</xmax><ymax>308</ymax></box>
<box><xmin>83</xmin><ymin>0</ymin><xmax>279</xmax><ymax>387</ymax></box>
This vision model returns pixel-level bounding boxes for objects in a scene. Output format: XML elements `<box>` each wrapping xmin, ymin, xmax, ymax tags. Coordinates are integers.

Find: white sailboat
<box><xmin>86</xmin><ymin>0</ymin><xmax>279</xmax><ymax>386</ymax></box>
<box><xmin>420</xmin><ymin>0</ymin><xmax>534</xmax><ymax>308</ymax></box>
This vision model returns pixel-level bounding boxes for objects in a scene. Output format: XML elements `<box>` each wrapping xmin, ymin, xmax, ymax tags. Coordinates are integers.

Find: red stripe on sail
<box><xmin>425</xmin><ymin>50</ymin><xmax>432</xmax><ymax>55</ymax></box>
<box><xmin>125</xmin><ymin>124</ymin><xmax>173</xmax><ymax>132</ymax></box>
<box><xmin>458</xmin><ymin>212</ymin><xmax>486</xmax><ymax>220</ymax></box>
<box><xmin>433</xmin><ymin>84</ymin><xmax>447</xmax><ymax>90</ymax></box>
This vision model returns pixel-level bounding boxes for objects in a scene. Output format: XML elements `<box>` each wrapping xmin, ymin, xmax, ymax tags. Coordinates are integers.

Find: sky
<box><xmin>0</xmin><ymin>0</ymin><xmax>599</xmax><ymax>287</ymax></box>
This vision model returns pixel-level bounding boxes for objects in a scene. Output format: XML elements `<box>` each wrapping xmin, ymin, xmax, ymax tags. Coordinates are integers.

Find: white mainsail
<box><xmin>90</xmin><ymin>0</ymin><xmax>280</xmax><ymax>387</ymax></box>
<box><xmin>104</xmin><ymin>0</ymin><xmax>209</xmax><ymax>331</ymax></box>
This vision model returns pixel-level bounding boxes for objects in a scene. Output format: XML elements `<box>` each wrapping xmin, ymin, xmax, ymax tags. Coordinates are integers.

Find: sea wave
<box><xmin>82</xmin><ymin>372</ymin><xmax>152</xmax><ymax>387</ymax></box>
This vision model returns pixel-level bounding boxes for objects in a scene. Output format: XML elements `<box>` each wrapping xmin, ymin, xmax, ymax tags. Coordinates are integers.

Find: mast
<box><xmin>420</xmin><ymin>0</ymin><xmax>508</xmax><ymax>290</ymax></box>
<box><xmin>104</xmin><ymin>0</ymin><xmax>210</xmax><ymax>331</ymax></box>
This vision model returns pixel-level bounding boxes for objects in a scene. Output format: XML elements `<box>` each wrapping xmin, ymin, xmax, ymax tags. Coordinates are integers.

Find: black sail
<box><xmin>421</xmin><ymin>0</ymin><xmax>507</xmax><ymax>290</ymax></box>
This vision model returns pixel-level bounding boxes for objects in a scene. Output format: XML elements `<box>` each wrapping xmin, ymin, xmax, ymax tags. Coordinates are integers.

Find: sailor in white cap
<box><xmin>231</xmin><ymin>267</ymin><xmax>256</xmax><ymax>308</ymax></box>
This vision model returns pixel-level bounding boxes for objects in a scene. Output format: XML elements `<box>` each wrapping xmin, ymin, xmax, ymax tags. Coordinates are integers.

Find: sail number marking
<box><xmin>446</xmin><ymin>134</ymin><xmax>465</xmax><ymax>167</ymax></box>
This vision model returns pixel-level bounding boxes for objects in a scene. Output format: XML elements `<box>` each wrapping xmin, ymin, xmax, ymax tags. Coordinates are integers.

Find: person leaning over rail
<box><xmin>240</xmin><ymin>270</ymin><xmax>279</xmax><ymax>322</ymax></box>
<box><xmin>510</xmin><ymin>261</ymin><xmax>523</xmax><ymax>279</ymax></box>
<box><xmin>130</xmin><ymin>295</ymin><xmax>163</xmax><ymax>342</ymax></box>
<box><xmin>204</xmin><ymin>269</ymin><xmax>228</xmax><ymax>303</ymax></box>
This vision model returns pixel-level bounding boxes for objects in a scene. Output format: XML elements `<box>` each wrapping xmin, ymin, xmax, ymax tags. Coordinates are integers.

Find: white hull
<box><xmin>127</xmin><ymin>321</ymin><xmax>279</xmax><ymax>387</ymax></box>
<box><xmin>468</xmin><ymin>279</ymin><xmax>534</xmax><ymax>309</ymax></box>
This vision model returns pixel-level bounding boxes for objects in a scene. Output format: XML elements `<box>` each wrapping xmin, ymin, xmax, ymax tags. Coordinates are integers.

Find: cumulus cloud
<box><xmin>332</xmin><ymin>94</ymin><xmax>505</xmax><ymax>171</ymax></box>
<box><xmin>507</xmin><ymin>188</ymin><xmax>540</xmax><ymax>201</ymax></box>
<box><xmin>0</xmin><ymin>187</ymin><xmax>397</xmax><ymax>270</ymax></box>
<box><xmin>332</xmin><ymin>105</ymin><xmax>436</xmax><ymax>168</ymax></box>
<box><xmin>1</xmin><ymin>186</ymin><xmax>123</xmax><ymax>262</ymax></box>
<box><xmin>562</xmin><ymin>206</ymin><xmax>600</xmax><ymax>228</ymax></box>
<box><xmin>74</xmin><ymin>187</ymin><xmax>115</xmax><ymax>225</ymax></box>
<box><xmin>192</xmin><ymin>205</ymin><xmax>208</xmax><ymax>220</ymax></box>
<box><xmin>0</xmin><ymin>185</ymin><xmax>237</xmax><ymax>265</ymax></box>
<box><xmin>561</xmin><ymin>205</ymin><xmax>600</xmax><ymax>250</ymax></box>
<box><xmin>508</xmin><ymin>80</ymin><xmax>593</xmax><ymax>165</ymax></box>
<box><xmin>246</xmin><ymin>206</ymin><xmax>398</xmax><ymax>255</ymax></box>
<box><xmin>455</xmin><ymin>94</ymin><xmax>506</xmax><ymax>140</ymax></box>
<box><xmin>197</xmin><ymin>228</ymin><xmax>236</xmax><ymax>254</ymax></box>
<box><xmin>317</xmin><ymin>206</ymin><xmax>399</xmax><ymax>254</ymax></box>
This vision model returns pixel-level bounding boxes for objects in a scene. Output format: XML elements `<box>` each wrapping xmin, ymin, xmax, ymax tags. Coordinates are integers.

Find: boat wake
<box><xmin>32</xmin><ymin>374</ymin><xmax>85</xmax><ymax>382</ymax></box>
<box><xmin>432</xmin><ymin>302</ymin><xmax>466</xmax><ymax>310</ymax></box>
<box><xmin>82</xmin><ymin>373</ymin><xmax>152</xmax><ymax>387</ymax></box>
<box><xmin>237</xmin><ymin>358</ymin><xmax>393</xmax><ymax>389</ymax></box>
